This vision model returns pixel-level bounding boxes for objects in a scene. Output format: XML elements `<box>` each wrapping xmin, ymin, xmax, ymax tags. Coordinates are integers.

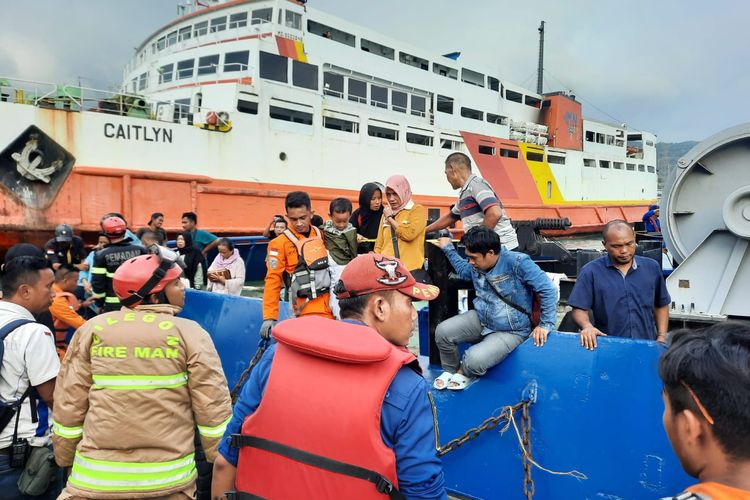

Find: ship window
<box><xmin>348</xmin><ymin>79</ymin><xmax>367</xmax><ymax>104</ymax></box>
<box><xmin>159</xmin><ymin>64</ymin><xmax>174</xmax><ymax>84</ymax></box>
<box><xmin>585</xmin><ymin>131</ymin><xmax>594</xmax><ymax>142</ymax></box>
<box><xmin>179</xmin><ymin>26</ymin><xmax>191</xmax><ymax>41</ymax></box>
<box><xmin>177</xmin><ymin>59</ymin><xmax>194</xmax><ymax>79</ymax></box>
<box><xmin>131</xmin><ymin>78</ymin><xmax>137</xmax><ymax>93</ymax></box>
<box><xmin>646</xmin><ymin>140</ymin><xmax>655</xmax><ymax>147</ymax></box>
<box><xmin>488</xmin><ymin>76</ymin><xmax>500</xmax><ymax>91</ymax></box>
<box><xmin>461</xmin><ymin>68</ymin><xmax>484</xmax><ymax>87</ymax></box>
<box><xmin>151</xmin><ymin>42</ymin><xmax>156</xmax><ymax>55</ymax></box>
<box><xmin>626</xmin><ymin>163</ymin><xmax>636</xmax><ymax>171</ymax></box>
<box><xmin>596</xmin><ymin>133</ymin><xmax>605</xmax><ymax>144</ymax></box>
<box><xmin>407</xmin><ymin>131</ymin><xmax>433</xmax><ymax>146</ymax></box>
<box><xmin>307</xmin><ymin>20</ymin><xmax>356</xmax><ymax>46</ymax></box>
<box><xmin>527</xmin><ymin>151</ymin><xmax>545</xmax><ymax>162</ymax></box>
<box><xmin>506</xmin><ymin>90</ymin><xmax>523</xmax><ymax>103</ymax></box>
<box><xmin>259</xmin><ymin>51</ymin><xmax>288</xmax><ymax>83</ymax></box>
<box><xmin>167</xmin><ymin>31</ymin><xmax>178</xmax><ymax>47</ymax></box>
<box><xmin>210</xmin><ymin>17</ymin><xmax>227</xmax><ymax>33</ymax></box>
<box><xmin>399</xmin><ymin>52</ymin><xmax>428</xmax><ymax>71</ymax></box>
<box><xmin>229</xmin><ymin>12</ymin><xmax>248</xmax><ymax>29</ymax></box>
<box><xmin>157</xmin><ymin>36</ymin><xmax>166</xmax><ymax>51</ymax></box>
<box><xmin>138</xmin><ymin>72</ymin><xmax>148</xmax><ymax>91</ymax></box>
<box><xmin>198</xmin><ymin>54</ymin><xmax>220</xmax><ymax>75</ymax></box>
<box><xmin>638</xmin><ymin>164</ymin><xmax>645</xmax><ymax>172</ymax></box>
<box><xmin>525</xmin><ymin>95</ymin><xmax>541</xmax><ymax>108</ymax></box>
<box><xmin>478</xmin><ymin>145</ymin><xmax>495</xmax><ymax>155</ymax></box>
<box><xmin>440</xmin><ymin>136</ymin><xmax>464</xmax><ymax>151</ymax></box>
<box><xmin>500</xmin><ymin>148</ymin><xmax>519</xmax><ymax>158</ymax></box>
<box><xmin>606</xmin><ymin>135</ymin><xmax>615</xmax><ymax>145</ymax></box>
<box><xmin>292</xmin><ymin>60</ymin><xmax>318</xmax><ymax>90</ymax></box>
<box><xmin>370</xmin><ymin>85</ymin><xmax>388</xmax><ymax>109</ymax></box>
<box><xmin>323</xmin><ymin>72</ymin><xmax>344</xmax><ymax>98</ymax></box>
<box><xmin>368</xmin><ymin>124</ymin><xmax>399</xmax><ymax>141</ymax></box>
<box><xmin>487</xmin><ymin>113</ymin><xmax>507</xmax><ymax>125</ymax></box>
<box><xmin>460</xmin><ymin>107</ymin><xmax>483</xmax><ymax>121</ymax></box>
<box><xmin>411</xmin><ymin>95</ymin><xmax>426</xmax><ymax>117</ymax></box>
<box><xmin>548</xmin><ymin>155</ymin><xmax>566</xmax><ymax>165</ymax></box>
<box><xmin>284</xmin><ymin>10</ymin><xmax>302</xmax><ymax>30</ymax></box>
<box><xmin>361</xmin><ymin>38</ymin><xmax>394</xmax><ymax>60</ymax></box>
<box><xmin>600</xmin><ymin>160</ymin><xmax>610</xmax><ymax>168</ymax></box>
<box><xmin>615</xmin><ymin>139</ymin><xmax>625</xmax><ymax>147</ymax></box>
<box><xmin>583</xmin><ymin>158</ymin><xmax>596</xmax><ymax>167</ymax></box>
<box><xmin>252</xmin><ymin>8</ymin><xmax>272</xmax><ymax>25</ymax></box>
<box><xmin>237</xmin><ymin>100</ymin><xmax>258</xmax><ymax>115</ymax></box>
<box><xmin>547</xmin><ymin>181</ymin><xmax>552</xmax><ymax>199</ymax></box>
<box><xmin>270</xmin><ymin>106</ymin><xmax>313</xmax><ymax>125</ymax></box>
<box><xmin>174</xmin><ymin>98</ymin><xmax>192</xmax><ymax>124</ymax></box>
<box><xmin>613</xmin><ymin>162</ymin><xmax>624</xmax><ymax>170</ymax></box>
<box><xmin>647</xmin><ymin>165</ymin><xmax>656</xmax><ymax>173</ymax></box>
<box><xmin>224</xmin><ymin>50</ymin><xmax>249</xmax><ymax>72</ymax></box>
<box><xmin>391</xmin><ymin>91</ymin><xmax>407</xmax><ymax>113</ymax></box>
<box><xmin>432</xmin><ymin>62</ymin><xmax>457</xmax><ymax>80</ymax></box>
<box><xmin>194</xmin><ymin>21</ymin><xmax>208</xmax><ymax>37</ymax></box>
<box><xmin>436</xmin><ymin>95</ymin><xmax>453</xmax><ymax>114</ymax></box>
<box><xmin>324</xmin><ymin>116</ymin><xmax>358</xmax><ymax>133</ymax></box>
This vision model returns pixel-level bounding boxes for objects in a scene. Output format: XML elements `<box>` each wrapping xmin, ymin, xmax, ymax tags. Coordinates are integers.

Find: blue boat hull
<box><xmin>179</xmin><ymin>290</ymin><xmax>692</xmax><ymax>499</ymax></box>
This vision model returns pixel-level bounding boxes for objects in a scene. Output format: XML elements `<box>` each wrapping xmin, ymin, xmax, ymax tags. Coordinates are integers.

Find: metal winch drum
<box><xmin>663</xmin><ymin>123</ymin><xmax>750</xmax><ymax>321</ymax></box>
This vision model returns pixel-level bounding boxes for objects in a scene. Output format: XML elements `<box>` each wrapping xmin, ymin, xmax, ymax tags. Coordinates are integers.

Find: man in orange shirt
<box><xmin>660</xmin><ymin>322</ymin><xmax>750</xmax><ymax>500</ymax></box>
<box><xmin>49</xmin><ymin>264</ymin><xmax>92</xmax><ymax>356</ymax></box>
<box><xmin>260</xmin><ymin>191</ymin><xmax>333</xmax><ymax>339</ymax></box>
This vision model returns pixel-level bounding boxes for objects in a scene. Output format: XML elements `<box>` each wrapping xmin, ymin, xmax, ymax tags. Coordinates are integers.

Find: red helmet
<box><xmin>114</xmin><ymin>254</ymin><xmax>183</xmax><ymax>307</ymax></box>
<box><xmin>101</xmin><ymin>216</ymin><xmax>127</xmax><ymax>237</ymax></box>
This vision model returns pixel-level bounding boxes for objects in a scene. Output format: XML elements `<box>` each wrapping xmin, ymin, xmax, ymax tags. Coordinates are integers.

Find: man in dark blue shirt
<box><xmin>568</xmin><ymin>220</ymin><xmax>670</xmax><ymax>349</ymax></box>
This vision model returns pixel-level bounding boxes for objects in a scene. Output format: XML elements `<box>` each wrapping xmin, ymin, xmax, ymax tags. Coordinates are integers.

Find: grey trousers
<box><xmin>435</xmin><ymin>310</ymin><xmax>525</xmax><ymax>377</ymax></box>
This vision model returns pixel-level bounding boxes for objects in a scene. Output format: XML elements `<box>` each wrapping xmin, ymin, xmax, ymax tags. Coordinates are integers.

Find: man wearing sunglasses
<box><xmin>659</xmin><ymin>322</ymin><xmax>750</xmax><ymax>499</ymax></box>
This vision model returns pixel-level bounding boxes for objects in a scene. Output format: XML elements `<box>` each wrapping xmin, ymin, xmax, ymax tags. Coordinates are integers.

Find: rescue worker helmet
<box><xmin>101</xmin><ymin>216</ymin><xmax>127</xmax><ymax>237</ymax></box>
<box><xmin>114</xmin><ymin>252</ymin><xmax>183</xmax><ymax>307</ymax></box>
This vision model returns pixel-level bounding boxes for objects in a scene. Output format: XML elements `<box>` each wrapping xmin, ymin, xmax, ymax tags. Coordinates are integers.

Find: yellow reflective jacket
<box><xmin>52</xmin><ymin>304</ymin><xmax>232</xmax><ymax>498</ymax></box>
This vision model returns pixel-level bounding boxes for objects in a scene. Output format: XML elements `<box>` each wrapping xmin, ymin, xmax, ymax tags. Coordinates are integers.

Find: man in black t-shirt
<box><xmin>44</xmin><ymin>224</ymin><xmax>88</xmax><ymax>271</ymax></box>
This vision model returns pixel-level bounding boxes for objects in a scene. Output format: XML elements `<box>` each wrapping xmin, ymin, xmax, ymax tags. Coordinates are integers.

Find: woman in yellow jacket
<box><xmin>375</xmin><ymin>174</ymin><xmax>427</xmax><ymax>272</ymax></box>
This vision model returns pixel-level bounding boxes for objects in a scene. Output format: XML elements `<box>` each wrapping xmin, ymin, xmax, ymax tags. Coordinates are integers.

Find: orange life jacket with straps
<box><xmin>232</xmin><ymin>316</ymin><xmax>415</xmax><ymax>499</ymax></box>
<box><xmin>53</xmin><ymin>291</ymin><xmax>79</xmax><ymax>341</ymax></box>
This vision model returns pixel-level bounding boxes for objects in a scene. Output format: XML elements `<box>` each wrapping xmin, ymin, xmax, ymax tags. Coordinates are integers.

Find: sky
<box><xmin>1</xmin><ymin>0</ymin><xmax>748</xmax><ymax>142</ymax></box>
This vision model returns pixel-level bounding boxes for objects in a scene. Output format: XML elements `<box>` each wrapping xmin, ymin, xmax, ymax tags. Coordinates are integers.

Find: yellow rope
<box><xmin>502</xmin><ymin>406</ymin><xmax>589</xmax><ymax>481</ymax></box>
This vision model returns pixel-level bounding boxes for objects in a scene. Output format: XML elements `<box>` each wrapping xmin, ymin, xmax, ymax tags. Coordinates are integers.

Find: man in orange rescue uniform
<box><xmin>260</xmin><ymin>191</ymin><xmax>333</xmax><ymax>339</ymax></box>
<box><xmin>52</xmin><ymin>250</ymin><xmax>232</xmax><ymax>499</ymax></box>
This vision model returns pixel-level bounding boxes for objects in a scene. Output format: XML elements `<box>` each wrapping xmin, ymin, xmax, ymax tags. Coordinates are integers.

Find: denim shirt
<box><xmin>443</xmin><ymin>244</ymin><xmax>557</xmax><ymax>335</ymax></box>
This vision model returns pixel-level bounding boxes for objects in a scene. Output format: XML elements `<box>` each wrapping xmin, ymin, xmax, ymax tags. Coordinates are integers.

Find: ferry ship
<box><xmin>0</xmin><ymin>0</ymin><xmax>658</xmax><ymax>247</ymax></box>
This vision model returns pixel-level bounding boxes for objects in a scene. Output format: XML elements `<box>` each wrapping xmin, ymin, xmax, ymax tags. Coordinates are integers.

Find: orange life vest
<box><xmin>233</xmin><ymin>316</ymin><xmax>414</xmax><ymax>499</ymax></box>
<box><xmin>53</xmin><ymin>291</ymin><xmax>79</xmax><ymax>340</ymax></box>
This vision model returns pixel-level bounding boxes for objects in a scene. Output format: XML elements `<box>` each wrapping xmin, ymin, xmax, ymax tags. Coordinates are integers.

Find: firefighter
<box><xmin>53</xmin><ymin>250</ymin><xmax>232</xmax><ymax>499</ymax></box>
<box><xmin>91</xmin><ymin>215</ymin><xmax>147</xmax><ymax>312</ymax></box>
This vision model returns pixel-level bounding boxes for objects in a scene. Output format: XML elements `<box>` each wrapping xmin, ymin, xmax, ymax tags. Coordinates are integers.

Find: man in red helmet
<box><xmin>91</xmin><ymin>215</ymin><xmax>147</xmax><ymax>312</ymax></box>
<box><xmin>53</xmin><ymin>250</ymin><xmax>232</xmax><ymax>499</ymax></box>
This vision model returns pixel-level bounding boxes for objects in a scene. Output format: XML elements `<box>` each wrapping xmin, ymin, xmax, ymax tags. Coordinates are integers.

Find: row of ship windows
<box><xmin>145</xmin><ymin>6</ymin><xmax>539</xmax><ymax>108</ymax></box>
<box><xmin>584</xmin><ymin>131</ymin><xmax>656</xmax><ymax>148</ymax></box>
<box><xmin>582</xmin><ymin>158</ymin><xmax>655</xmax><ymax>172</ymax></box>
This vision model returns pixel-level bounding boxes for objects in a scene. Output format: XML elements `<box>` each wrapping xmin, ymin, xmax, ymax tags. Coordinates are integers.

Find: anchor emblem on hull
<box><xmin>10</xmin><ymin>134</ymin><xmax>62</xmax><ymax>183</ymax></box>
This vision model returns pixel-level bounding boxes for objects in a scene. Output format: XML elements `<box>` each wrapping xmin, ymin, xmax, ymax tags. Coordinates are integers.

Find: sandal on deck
<box><xmin>447</xmin><ymin>373</ymin><xmax>475</xmax><ymax>391</ymax></box>
<box><xmin>433</xmin><ymin>371</ymin><xmax>454</xmax><ymax>390</ymax></box>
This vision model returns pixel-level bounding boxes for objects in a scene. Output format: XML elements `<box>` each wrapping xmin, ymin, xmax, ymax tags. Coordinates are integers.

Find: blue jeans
<box><xmin>0</xmin><ymin>448</ymin><xmax>64</xmax><ymax>500</ymax></box>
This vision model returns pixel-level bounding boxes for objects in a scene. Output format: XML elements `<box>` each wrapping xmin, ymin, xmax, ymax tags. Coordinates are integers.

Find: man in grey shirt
<box><xmin>426</xmin><ymin>152</ymin><xmax>519</xmax><ymax>249</ymax></box>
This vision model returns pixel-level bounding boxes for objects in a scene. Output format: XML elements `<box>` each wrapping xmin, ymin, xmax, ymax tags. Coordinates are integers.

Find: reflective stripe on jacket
<box><xmin>52</xmin><ymin>304</ymin><xmax>232</xmax><ymax>498</ymax></box>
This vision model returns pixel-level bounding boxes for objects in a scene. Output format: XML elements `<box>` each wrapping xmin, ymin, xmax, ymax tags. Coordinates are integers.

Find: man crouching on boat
<box><xmin>212</xmin><ymin>253</ymin><xmax>447</xmax><ymax>499</ymax></box>
<box><xmin>433</xmin><ymin>227</ymin><xmax>557</xmax><ymax>391</ymax></box>
<box><xmin>659</xmin><ymin>322</ymin><xmax>750</xmax><ymax>500</ymax></box>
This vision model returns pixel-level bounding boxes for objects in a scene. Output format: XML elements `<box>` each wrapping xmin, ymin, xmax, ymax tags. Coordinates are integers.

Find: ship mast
<box><xmin>537</xmin><ymin>21</ymin><xmax>545</xmax><ymax>95</ymax></box>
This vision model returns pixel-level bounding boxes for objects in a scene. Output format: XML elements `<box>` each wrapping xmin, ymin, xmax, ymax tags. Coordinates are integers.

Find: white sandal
<box><xmin>433</xmin><ymin>371</ymin><xmax>454</xmax><ymax>390</ymax></box>
<box><xmin>447</xmin><ymin>373</ymin><xmax>475</xmax><ymax>391</ymax></box>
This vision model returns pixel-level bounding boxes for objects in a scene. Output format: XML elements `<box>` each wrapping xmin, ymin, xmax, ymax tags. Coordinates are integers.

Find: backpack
<box><xmin>0</xmin><ymin>319</ymin><xmax>35</xmax><ymax>433</ymax></box>
<box><xmin>283</xmin><ymin>227</ymin><xmax>331</xmax><ymax>314</ymax></box>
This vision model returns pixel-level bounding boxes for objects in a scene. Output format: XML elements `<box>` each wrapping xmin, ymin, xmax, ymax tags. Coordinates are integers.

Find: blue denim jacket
<box><xmin>443</xmin><ymin>243</ymin><xmax>557</xmax><ymax>335</ymax></box>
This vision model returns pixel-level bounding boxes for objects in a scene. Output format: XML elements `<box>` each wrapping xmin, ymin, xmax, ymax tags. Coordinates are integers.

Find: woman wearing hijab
<box><xmin>350</xmin><ymin>182</ymin><xmax>384</xmax><ymax>253</ymax></box>
<box><xmin>206</xmin><ymin>238</ymin><xmax>246</xmax><ymax>295</ymax></box>
<box><xmin>176</xmin><ymin>231</ymin><xmax>207</xmax><ymax>290</ymax></box>
<box><xmin>374</xmin><ymin>175</ymin><xmax>428</xmax><ymax>275</ymax></box>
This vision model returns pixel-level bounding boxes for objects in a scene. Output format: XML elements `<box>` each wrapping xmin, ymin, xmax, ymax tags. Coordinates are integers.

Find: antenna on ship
<box><xmin>537</xmin><ymin>20</ymin><xmax>545</xmax><ymax>95</ymax></box>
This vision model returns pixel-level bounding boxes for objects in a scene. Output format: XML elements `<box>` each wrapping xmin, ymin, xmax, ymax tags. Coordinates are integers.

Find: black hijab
<box><xmin>177</xmin><ymin>231</ymin><xmax>206</xmax><ymax>288</ymax></box>
<box><xmin>350</xmin><ymin>182</ymin><xmax>384</xmax><ymax>240</ymax></box>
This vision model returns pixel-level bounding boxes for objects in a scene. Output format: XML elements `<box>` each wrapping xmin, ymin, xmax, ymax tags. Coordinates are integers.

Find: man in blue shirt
<box><xmin>211</xmin><ymin>253</ymin><xmax>446</xmax><ymax>499</ymax></box>
<box><xmin>642</xmin><ymin>204</ymin><xmax>661</xmax><ymax>233</ymax></box>
<box><xmin>434</xmin><ymin>227</ymin><xmax>557</xmax><ymax>390</ymax></box>
<box><xmin>568</xmin><ymin>220</ymin><xmax>670</xmax><ymax>349</ymax></box>
<box><xmin>181</xmin><ymin>211</ymin><xmax>219</xmax><ymax>256</ymax></box>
